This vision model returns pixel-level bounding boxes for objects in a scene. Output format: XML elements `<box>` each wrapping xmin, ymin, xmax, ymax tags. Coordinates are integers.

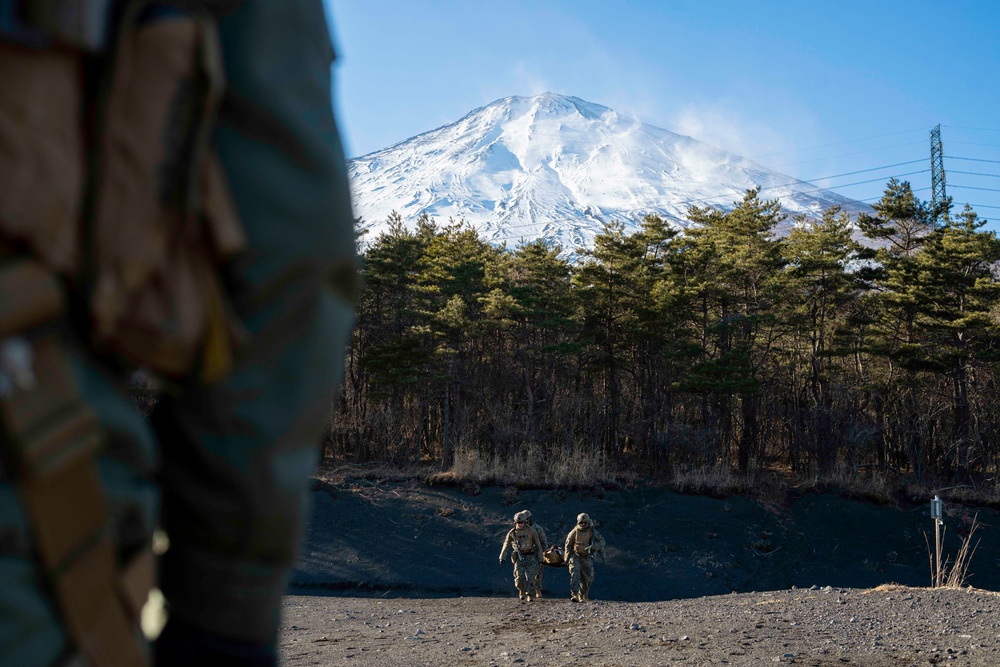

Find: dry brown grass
<box><xmin>941</xmin><ymin>514</ymin><xmax>981</xmax><ymax>589</ymax></box>
<box><xmin>811</xmin><ymin>462</ymin><xmax>900</xmax><ymax>504</ymax></box>
<box><xmin>669</xmin><ymin>464</ymin><xmax>749</xmax><ymax>498</ymax></box>
<box><xmin>317</xmin><ymin>449</ymin><xmax>1000</xmax><ymax>516</ymax></box>
<box><xmin>426</xmin><ymin>443</ymin><xmax>631</xmax><ymax>489</ymax></box>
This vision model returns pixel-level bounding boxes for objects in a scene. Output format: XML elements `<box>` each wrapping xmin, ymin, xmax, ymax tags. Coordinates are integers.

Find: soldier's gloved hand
<box><xmin>498</xmin><ymin>556</ymin><xmax>504</xmax><ymax>566</ymax></box>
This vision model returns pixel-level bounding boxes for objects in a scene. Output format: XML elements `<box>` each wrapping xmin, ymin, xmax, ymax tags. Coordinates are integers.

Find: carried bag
<box><xmin>542</xmin><ymin>545</ymin><xmax>565</xmax><ymax>566</ymax></box>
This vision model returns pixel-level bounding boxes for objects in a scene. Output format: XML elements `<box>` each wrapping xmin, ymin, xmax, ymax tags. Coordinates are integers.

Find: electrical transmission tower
<box><xmin>930</xmin><ymin>123</ymin><xmax>949</xmax><ymax>222</ymax></box>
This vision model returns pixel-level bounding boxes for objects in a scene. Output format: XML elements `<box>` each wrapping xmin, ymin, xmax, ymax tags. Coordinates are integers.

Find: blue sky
<box><xmin>324</xmin><ymin>1</ymin><xmax>1000</xmax><ymax>229</ymax></box>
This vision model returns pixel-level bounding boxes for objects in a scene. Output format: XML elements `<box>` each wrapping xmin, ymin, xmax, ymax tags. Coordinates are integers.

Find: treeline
<box><xmin>329</xmin><ymin>179</ymin><xmax>1000</xmax><ymax>486</ymax></box>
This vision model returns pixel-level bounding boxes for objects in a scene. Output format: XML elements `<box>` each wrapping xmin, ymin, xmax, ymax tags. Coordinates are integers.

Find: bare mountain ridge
<box><xmin>348</xmin><ymin>93</ymin><xmax>870</xmax><ymax>251</ymax></box>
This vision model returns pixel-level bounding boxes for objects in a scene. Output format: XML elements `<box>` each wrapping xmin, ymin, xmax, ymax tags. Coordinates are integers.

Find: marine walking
<box><xmin>499</xmin><ymin>510</ymin><xmax>543</xmax><ymax>601</ymax></box>
<box><xmin>564</xmin><ymin>512</ymin><xmax>607</xmax><ymax>602</ymax></box>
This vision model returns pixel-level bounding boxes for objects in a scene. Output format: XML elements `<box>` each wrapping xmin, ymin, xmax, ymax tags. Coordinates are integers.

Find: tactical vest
<box><xmin>512</xmin><ymin>526</ymin><xmax>536</xmax><ymax>554</ymax></box>
<box><xmin>574</xmin><ymin>528</ymin><xmax>593</xmax><ymax>556</ymax></box>
<box><xmin>1</xmin><ymin>1</ymin><xmax>246</xmax><ymax>383</ymax></box>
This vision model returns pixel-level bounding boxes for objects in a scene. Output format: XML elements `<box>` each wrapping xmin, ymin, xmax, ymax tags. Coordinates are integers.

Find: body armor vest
<box><xmin>574</xmin><ymin>528</ymin><xmax>593</xmax><ymax>555</ymax></box>
<box><xmin>513</xmin><ymin>526</ymin><xmax>536</xmax><ymax>553</ymax></box>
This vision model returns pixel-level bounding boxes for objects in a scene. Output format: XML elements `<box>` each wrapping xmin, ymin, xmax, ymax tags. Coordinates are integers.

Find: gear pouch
<box><xmin>0</xmin><ymin>44</ymin><xmax>85</xmax><ymax>274</ymax></box>
<box><xmin>89</xmin><ymin>3</ymin><xmax>245</xmax><ymax>382</ymax></box>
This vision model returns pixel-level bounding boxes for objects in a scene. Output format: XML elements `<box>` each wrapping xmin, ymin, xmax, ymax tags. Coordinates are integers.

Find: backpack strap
<box><xmin>0</xmin><ymin>256</ymin><xmax>148</xmax><ymax>667</ymax></box>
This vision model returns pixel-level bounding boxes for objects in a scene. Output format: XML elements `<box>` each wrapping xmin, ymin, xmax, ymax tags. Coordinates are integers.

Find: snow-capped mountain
<box><xmin>348</xmin><ymin>93</ymin><xmax>869</xmax><ymax>251</ymax></box>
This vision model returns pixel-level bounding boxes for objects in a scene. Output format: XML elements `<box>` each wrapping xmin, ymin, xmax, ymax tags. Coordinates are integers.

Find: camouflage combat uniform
<box><xmin>0</xmin><ymin>1</ymin><xmax>356</xmax><ymax>665</ymax></box>
<box><xmin>499</xmin><ymin>511</ymin><xmax>542</xmax><ymax>601</ymax></box>
<box><xmin>564</xmin><ymin>513</ymin><xmax>607</xmax><ymax>602</ymax></box>
<box><xmin>524</xmin><ymin>510</ymin><xmax>547</xmax><ymax>599</ymax></box>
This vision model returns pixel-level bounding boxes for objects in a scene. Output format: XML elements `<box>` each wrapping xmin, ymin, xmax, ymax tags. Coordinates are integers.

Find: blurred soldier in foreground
<box><xmin>498</xmin><ymin>510</ymin><xmax>542</xmax><ymax>601</ymax></box>
<box><xmin>564</xmin><ymin>513</ymin><xmax>606</xmax><ymax>602</ymax></box>
<box><xmin>523</xmin><ymin>509</ymin><xmax>547</xmax><ymax>599</ymax></box>
<box><xmin>0</xmin><ymin>1</ymin><xmax>357</xmax><ymax>665</ymax></box>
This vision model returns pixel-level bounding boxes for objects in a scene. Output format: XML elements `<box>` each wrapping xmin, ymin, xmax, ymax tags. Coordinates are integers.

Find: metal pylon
<box><xmin>930</xmin><ymin>124</ymin><xmax>949</xmax><ymax>223</ymax></box>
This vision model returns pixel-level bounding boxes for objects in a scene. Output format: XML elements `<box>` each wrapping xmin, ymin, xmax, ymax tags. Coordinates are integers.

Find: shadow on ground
<box><xmin>291</xmin><ymin>481</ymin><xmax>1000</xmax><ymax>601</ymax></box>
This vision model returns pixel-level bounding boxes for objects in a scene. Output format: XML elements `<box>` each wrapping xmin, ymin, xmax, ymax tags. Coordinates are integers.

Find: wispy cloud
<box><xmin>512</xmin><ymin>60</ymin><xmax>552</xmax><ymax>96</ymax></box>
<box><xmin>672</xmin><ymin>104</ymin><xmax>791</xmax><ymax>158</ymax></box>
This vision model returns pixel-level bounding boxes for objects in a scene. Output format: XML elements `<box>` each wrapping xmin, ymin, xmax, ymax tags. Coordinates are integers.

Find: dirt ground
<box><xmin>282</xmin><ymin>476</ymin><xmax>1000</xmax><ymax>665</ymax></box>
<box><xmin>280</xmin><ymin>586</ymin><xmax>1000</xmax><ymax>666</ymax></box>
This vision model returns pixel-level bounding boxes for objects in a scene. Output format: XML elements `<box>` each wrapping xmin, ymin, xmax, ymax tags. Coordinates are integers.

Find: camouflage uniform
<box><xmin>499</xmin><ymin>511</ymin><xmax>542</xmax><ymax>601</ymax></box>
<box><xmin>564</xmin><ymin>513</ymin><xmax>606</xmax><ymax>602</ymax></box>
<box><xmin>524</xmin><ymin>510</ymin><xmax>547</xmax><ymax>599</ymax></box>
<box><xmin>0</xmin><ymin>1</ymin><xmax>356</xmax><ymax>665</ymax></box>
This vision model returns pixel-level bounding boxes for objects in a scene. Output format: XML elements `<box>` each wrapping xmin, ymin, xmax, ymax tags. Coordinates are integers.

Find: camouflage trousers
<box><xmin>0</xmin><ymin>1</ymin><xmax>355</xmax><ymax>665</ymax></box>
<box><xmin>512</xmin><ymin>554</ymin><xmax>540</xmax><ymax>596</ymax></box>
<box><xmin>568</xmin><ymin>554</ymin><xmax>596</xmax><ymax>600</ymax></box>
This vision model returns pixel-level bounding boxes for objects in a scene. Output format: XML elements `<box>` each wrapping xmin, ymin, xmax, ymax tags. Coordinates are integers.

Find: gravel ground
<box><xmin>280</xmin><ymin>585</ymin><xmax>1000</xmax><ymax>666</ymax></box>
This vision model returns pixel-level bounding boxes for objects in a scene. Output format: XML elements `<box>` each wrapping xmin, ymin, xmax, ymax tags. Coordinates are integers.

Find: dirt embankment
<box><xmin>292</xmin><ymin>479</ymin><xmax>1000</xmax><ymax>600</ymax></box>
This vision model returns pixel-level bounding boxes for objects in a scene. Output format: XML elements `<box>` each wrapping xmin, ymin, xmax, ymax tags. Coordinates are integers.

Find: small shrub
<box><xmin>501</xmin><ymin>485</ymin><xmax>520</xmax><ymax>506</ymax></box>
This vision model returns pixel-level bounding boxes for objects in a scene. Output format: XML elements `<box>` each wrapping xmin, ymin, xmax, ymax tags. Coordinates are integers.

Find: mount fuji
<box><xmin>348</xmin><ymin>93</ymin><xmax>870</xmax><ymax>251</ymax></box>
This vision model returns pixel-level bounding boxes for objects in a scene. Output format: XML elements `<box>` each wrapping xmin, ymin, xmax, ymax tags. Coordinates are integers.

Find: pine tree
<box><xmin>683</xmin><ymin>188</ymin><xmax>787</xmax><ymax>471</ymax></box>
<box><xmin>782</xmin><ymin>206</ymin><xmax>864</xmax><ymax>472</ymax></box>
<box><xmin>910</xmin><ymin>205</ymin><xmax>1000</xmax><ymax>477</ymax></box>
<box><xmin>573</xmin><ymin>220</ymin><xmax>647</xmax><ymax>457</ymax></box>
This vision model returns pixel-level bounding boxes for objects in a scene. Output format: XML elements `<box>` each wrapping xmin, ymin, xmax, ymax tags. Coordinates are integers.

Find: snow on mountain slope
<box><xmin>348</xmin><ymin>93</ymin><xmax>869</xmax><ymax>252</ymax></box>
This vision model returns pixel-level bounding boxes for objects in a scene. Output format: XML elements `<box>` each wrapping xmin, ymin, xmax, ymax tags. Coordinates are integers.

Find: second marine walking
<box><xmin>565</xmin><ymin>513</ymin><xmax>607</xmax><ymax>602</ymax></box>
<box><xmin>499</xmin><ymin>511</ymin><xmax>544</xmax><ymax>601</ymax></box>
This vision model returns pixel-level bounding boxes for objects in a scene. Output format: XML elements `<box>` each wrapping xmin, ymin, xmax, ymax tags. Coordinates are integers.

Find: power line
<box><xmin>948</xmin><ymin>156</ymin><xmax>1000</xmax><ymax>165</ymax></box>
<box><xmin>766</xmin><ymin>141</ymin><xmax>926</xmax><ymax>169</ymax></box>
<box><xmin>861</xmin><ymin>186</ymin><xmax>931</xmax><ymax>202</ymax></box>
<box><xmin>748</xmin><ymin>127</ymin><xmax>928</xmax><ymax>158</ymax></box>
<box><xmin>949</xmin><ymin>170</ymin><xmax>1000</xmax><ymax>178</ymax></box>
<box><xmin>797</xmin><ymin>159</ymin><xmax>926</xmax><ymax>180</ymax></box>
<box><xmin>943</xmin><ymin>125</ymin><xmax>1000</xmax><ymax>133</ymax></box>
<box><xmin>948</xmin><ymin>140</ymin><xmax>1000</xmax><ymax>149</ymax></box>
<box><xmin>948</xmin><ymin>184</ymin><xmax>1000</xmax><ymax>193</ymax></box>
<box><xmin>821</xmin><ymin>170</ymin><xmax>929</xmax><ymax>190</ymax></box>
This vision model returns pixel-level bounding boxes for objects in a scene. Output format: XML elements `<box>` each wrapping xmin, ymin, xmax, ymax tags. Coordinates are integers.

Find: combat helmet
<box><xmin>514</xmin><ymin>510</ymin><xmax>529</xmax><ymax>524</ymax></box>
<box><xmin>522</xmin><ymin>509</ymin><xmax>534</xmax><ymax>524</ymax></box>
<box><xmin>576</xmin><ymin>512</ymin><xmax>591</xmax><ymax>527</ymax></box>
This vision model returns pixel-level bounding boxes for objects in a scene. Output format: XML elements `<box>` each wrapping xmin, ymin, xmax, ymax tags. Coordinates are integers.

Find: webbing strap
<box><xmin>53</xmin><ymin>538</ymin><xmax>144</xmax><ymax>667</ymax></box>
<box><xmin>2</xmin><ymin>334</ymin><xmax>149</xmax><ymax>667</ymax></box>
<box><xmin>0</xmin><ymin>256</ymin><xmax>149</xmax><ymax>666</ymax></box>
